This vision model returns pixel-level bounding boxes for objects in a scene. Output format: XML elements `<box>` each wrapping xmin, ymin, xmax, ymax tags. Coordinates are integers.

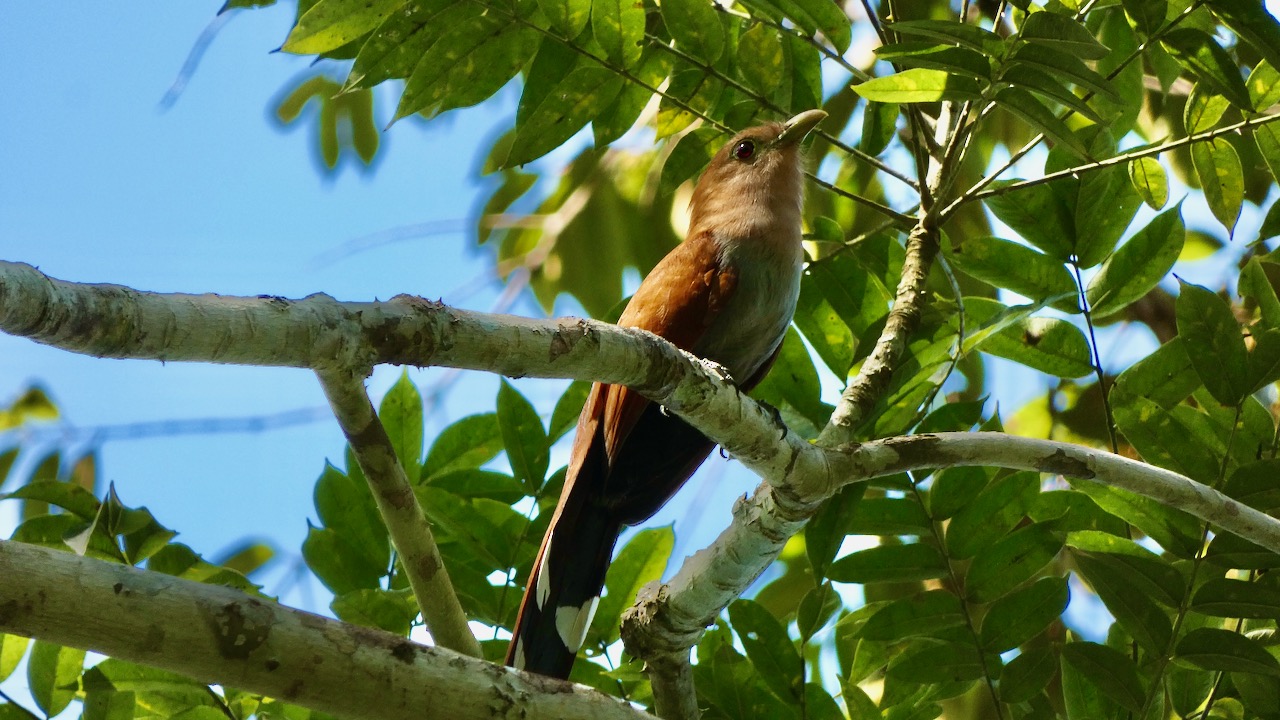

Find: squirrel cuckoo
<box><xmin>506</xmin><ymin>109</ymin><xmax>827</xmax><ymax>678</ymax></box>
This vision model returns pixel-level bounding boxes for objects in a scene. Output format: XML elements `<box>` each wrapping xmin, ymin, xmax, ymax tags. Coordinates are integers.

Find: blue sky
<box><xmin>0</xmin><ymin>2</ymin><xmax>767</xmax><ymax>613</ymax></box>
<box><xmin>0</xmin><ymin>3</ymin><xmax>526</xmax><ymax>597</ymax></box>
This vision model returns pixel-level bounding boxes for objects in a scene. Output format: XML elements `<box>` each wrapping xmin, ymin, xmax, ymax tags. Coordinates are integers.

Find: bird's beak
<box><xmin>775</xmin><ymin>109</ymin><xmax>828</xmax><ymax>147</ymax></box>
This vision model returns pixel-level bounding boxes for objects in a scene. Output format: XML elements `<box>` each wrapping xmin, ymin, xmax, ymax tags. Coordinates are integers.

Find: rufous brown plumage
<box><xmin>506</xmin><ymin>109</ymin><xmax>827</xmax><ymax>679</ymax></box>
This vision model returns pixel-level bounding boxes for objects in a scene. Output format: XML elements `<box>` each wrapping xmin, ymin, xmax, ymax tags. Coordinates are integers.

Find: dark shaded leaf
<box><xmin>1177</xmin><ymin>628</ymin><xmax>1280</xmax><ymax>676</ymax></box>
<box><xmin>860</xmin><ymin>590</ymin><xmax>965</xmax><ymax>641</ymax></box>
<box><xmin>828</xmin><ymin>543</ymin><xmax>948</xmax><ymax>584</ymax></box>
<box><xmin>1161</xmin><ymin>28</ymin><xmax>1252</xmax><ymax>108</ymax></box>
<box><xmin>1177</xmin><ymin>279</ymin><xmax>1250</xmax><ymax>405</ymax></box>
<box><xmin>980</xmin><ymin>576</ymin><xmax>1069</xmax><ymax>652</ymax></box>
<box><xmin>1087</xmin><ymin>203</ymin><xmax>1184</xmax><ymax>318</ymax></box>
<box><xmin>965</xmin><ymin>521</ymin><xmax>1063</xmax><ymax>603</ymax></box>
<box><xmin>1061</xmin><ymin>642</ymin><xmax>1145</xmax><ymax>712</ymax></box>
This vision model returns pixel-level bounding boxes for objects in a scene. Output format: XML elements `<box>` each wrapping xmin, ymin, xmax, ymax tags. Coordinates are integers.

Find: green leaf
<box><xmin>593</xmin><ymin>51</ymin><xmax>667</xmax><ymax>146</ymax></box>
<box><xmin>313</xmin><ymin>463</ymin><xmax>388</xmax><ymax>570</ymax></box>
<box><xmin>1184</xmin><ymin>83</ymin><xmax>1231</xmax><ymax>133</ymax></box>
<box><xmin>656</xmin><ymin>67</ymin><xmax>724</xmax><ymax>138</ymax></box>
<box><xmin>846</xmin><ymin>498</ymin><xmax>931</xmax><ymax>536</ymax></box>
<box><xmin>983</xmin><ymin>181</ymin><xmax>1074</xmax><ymax>261</ymax></box>
<box><xmin>980</xmin><ymin>576</ymin><xmax>1069</xmax><ymax>652</ymax></box>
<box><xmin>859</xmin><ymin>590</ymin><xmax>965</xmax><ymax>641</ymax></box>
<box><xmin>965</xmin><ymin>298</ymin><xmax>1095</xmax><ymax>379</ymax></box>
<box><xmin>887</xmin><ymin>19</ymin><xmax>1002</xmax><ymax>53</ymax></box>
<box><xmin>0</xmin><ymin>634</ymin><xmax>29</xmax><ymax>682</ymax></box>
<box><xmin>591</xmin><ymin>527</ymin><xmax>674</xmax><ymax>645</ymax></box>
<box><xmin>1248</xmin><ymin>61</ymin><xmax>1280</xmax><ymax>111</ymax></box>
<box><xmin>859</xmin><ymin>100</ymin><xmax>899</xmax><ymax>156</ymax></box>
<box><xmin>1061</xmin><ymin>642</ymin><xmax>1145</xmax><ymax>712</ymax></box>
<box><xmin>28</xmin><ymin>641</ymin><xmax>86</xmax><ymax>716</ymax></box>
<box><xmin>1205</xmin><ymin>0</ymin><xmax>1280</xmax><ymax>90</ymax></box>
<box><xmin>1000</xmin><ymin>64</ymin><xmax>1105</xmax><ymax>124</ymax></box>
<box><xmin>549</xmin><ymin>381</ymin><xmax>590</xmax><ymax>441</ymax></box>
<box><xmin>1241</xmin><ymin>259</ymin><xmax>1280</xmax><ymax>332</ymax></box>
<box><xmin>1087</xmin><ymin>203</ymin><xmax>1184</xmax><ymax>318</ymax></box>
<box><xmin>964</xmin><ymin>521</ymin><xmax>1063</xmax><ymax>603</ymax></box>
<box><xmin>853</xmin><ymin>68</ymin><xmax>983</xmax><ymax>103</ymax></box>
<box><xmin>1120</xmin><ymin>0</ymin><xmax>1167</xmax><ymax>37</ymax></box>
<box><xmin>999</xmin><ymin>645</ymin><xmax>1056</xmax><ymax>704</ymax></box>
<box><xmin>729</xmin><ymin>599</ymin><xmax>803</xmax><ymax>703</ymax></box>
<box><xmin>659</xmin><ymin>127</ymin><xmax>726</xmax><ymax>197</ymax></box>
<box><xmin>1192</xmin><ymin>577</ymin><xmax>1280</xmax><ymax>619</ymax></box>
<box><xmin>947</xmin><ymin>239</ymin><xmax>1074</xmax><ymax>307</ymax></box>
<box><xmin>738</xmin><ymin>23</ymin><xmax>785</xmax><ymax>94</ymax></box>
<box><xmin>1161</xmin><ymin>28</ymin><xmax>1253</xmax><ymax>108</ymax></box>
<box><xmin>946</xmin><ymin>471</ymin><xmax>1039</xmax><ymax>559</ymax></box>
<box><xmin>380</xmin><ymin>370</ymin><xmax>423</xmax><ymax>478</ymax></box>
<box><xmin>750</xmin><ymin>327</ymin><xmax>831</xmax><ymax>433</ymax></box>
<box><xmin>394</xmin><ymin>13</ymin><xmax>536</xmax><ymax>121</ymax></box>
<box><xmin>1177</xmin><ymin>628</ymin><xmax>1280</xmax><ymax>676</ymax></box>
<box><xmin>331</xmin><ymin>588</ymin><xmax>417</xmax><ymax>635</ymax></box>
<box><xmin>797</xmin><ymin>582</ymin><xmax>842</xmax><ymax>642</ymax></box>
<box><xmin>1225</xmin><ymin>459</ymin><xmax>1280</xmax><ymax>512</ymax></box>
<box><xmin>928</xmin><ymin>466</ymin><xmax>992</xmax><ymax>520</ymax></box>
<box><xmin>1191</xmin><ymin>137</ymin><xmax>1244</xmax><ymax>236</ymax></box>
<box><xmin>428</xmin><ymin>469</ymin><xmax>523</xmax><ymax>503</ymax></box>
<box><xmin>592</xmin><ymin>0</ymin><xmax>644</xmax><ymax>69</ymax></box>
<box><xmin>82</xmin><ymin>659</ymin><xmax>214</xmax><ymax>715</ymax></box>
<box><xmin>1067</xmin><ymin>531</ymin><xmax>1185</xmax><ymax>607</ymax></box>
<box><xmin>302</xmin><ymin>523</ymin><xmax>386</xmax><ymax>594</ymax></box>
<box><xmin>1010</xmin><ymin>44</ymin><xmax>1121</xmax><ymax>102</ymax></box>
<box><xmin>885</xmin><ymin>639</ymin><xmax>987</xmax><ymax>684</ymax></box>
<box><xmin>1112</xmin><ymin>337</ymin><xmax>1199</xmax><ymax>408</ymax></box>
<box><xmin>283</xmin><ymin>0</ymin><xmax>402</xmax><ymax>54</ymax></box>
<box><xmin>874</xmin><ymin>43</ymin><xmax>992</xmax><ymax>81</ymax></box>
<box><xmin>536</xmin><ymin>0</ymin><xmax>590</xmax><ymax>38</ymax></box>
<box><xmin>776</xmin><ymin>0</ymin><xmax>852</xmax><ymax>54</ymax></box>
<box><xmin>805</xmin><ymin>484</ymin><xmax>866</xmax><ymax>578</ymax></box>
<box><xmin>496</xmin><ymin>380</ymin><xmax>549</xmax><ymax>491</ymax></box>
<box><xmin>1128</xmin><ymin>157</ymin><xmax>1169</xmax><ymax>210</ymax></box>
<box><xmin>661</xmin><ymin>0</ymin><xmax>725</xmax><ymax>64</ymax></box>
<box><xmin>508</xmin><ymin>67</ymin><xmax>625</xmax><ymax>166</ymax></box>
<box><xmin>1206</xmin><ymin>531</ymin><xmax>1280</xmax><ymax>568</ymax></box>
<box><xmin>423</xmin><ymin>413</ymin><xmax>503</xmax><ymax>479</ymax></box>
<box><xmin>346</xmin><ymin>1</ymin><xmax>451</xmax><ymax>89</ymax></box>
<box><xmin>1177</xmin><ymin>279</ymin><xmax>1250</xmax><ymax>405</ymax></box>
<box><xmin>828</xmin><ymin>543</ymin><xmax>949</xmax><ymax>584</ymax></box>
<box><xmin>1071</xmin><ymin>471</ymin><xmax>1204</xmax><ymax>557</ymax></box>
<box><xmin>1018</xmin><ymin>10</ymin><xmax>1110</xmax><ymax>59</ymax></box>
<box><xmin>1072</xmin><ymin>552</ymin><xmax>1173</xmax><ymax>653</ymax></box>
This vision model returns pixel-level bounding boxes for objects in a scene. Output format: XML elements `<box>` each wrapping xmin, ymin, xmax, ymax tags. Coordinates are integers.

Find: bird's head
<box><xmin>688</xmin><ymin>109</ymin><xmax>827</xmax><ymax>241</ymax></box>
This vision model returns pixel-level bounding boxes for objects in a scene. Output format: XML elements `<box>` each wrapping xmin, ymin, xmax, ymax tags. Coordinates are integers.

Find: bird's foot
<box><xmin>757</xmin><ymin>399</ymin><xmax>788</xmax><ymax>440</ymax></box>
<box><xmin>699</xmin><ymin>358</ymin><xmax>734</xmax><ymax>384</ymax></box>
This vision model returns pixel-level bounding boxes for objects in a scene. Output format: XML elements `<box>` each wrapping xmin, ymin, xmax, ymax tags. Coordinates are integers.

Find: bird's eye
<box><xmin>733</xmin><ymin>140</ymin><xmax>756</xmax><ymax>161</ymax></box>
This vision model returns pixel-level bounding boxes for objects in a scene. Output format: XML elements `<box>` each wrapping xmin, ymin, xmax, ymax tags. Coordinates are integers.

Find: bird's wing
<box><xmin>505</xmin><ymin>233</ymin><xmax>739</xmax><ymax>677</ymax></box>
<box><xmin>599</xmin><ymin>230</ymin><xmax>737</xmax><ymax>462</ymax></box>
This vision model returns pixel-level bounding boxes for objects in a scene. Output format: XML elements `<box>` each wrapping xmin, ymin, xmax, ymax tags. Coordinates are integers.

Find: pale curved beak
<box><xmin>776</xmin><ymin>109</ymin><xmax>828</xmax><ymax>147</ymax></box>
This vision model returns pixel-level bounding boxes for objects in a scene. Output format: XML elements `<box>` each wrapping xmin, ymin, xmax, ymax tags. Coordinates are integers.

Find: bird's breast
<box><xmin>696</xmin><ymin>233</ymin><xmax>803</xmax><ymax>381</ymax></box>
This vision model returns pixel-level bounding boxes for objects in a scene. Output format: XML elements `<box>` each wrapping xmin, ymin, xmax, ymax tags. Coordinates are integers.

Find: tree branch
<box><xmin>950</xmin><ymin>111</ymin><xmax>1280</xmax><ymax>208</ymax></box>
<box><xmin>817</xmin><ymin>220</ymin><xmax>940</xmax><ymax>444</ymax></box>
<box><xmin>314</xmin><ymin>367</ymin><xmax>481</xmax><ymax>658</ymax></box>
<box><xmin>0</xmin><ymin>539</ymin><xmax>649</xmax><ymax>720</ymax></box>
<box><xmin>6</xmin><ymin>261</ymin><xmax>1280</xmax><ymax>708</ymax></box>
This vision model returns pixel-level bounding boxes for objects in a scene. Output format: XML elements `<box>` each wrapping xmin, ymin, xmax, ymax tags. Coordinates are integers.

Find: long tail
<box><xmin>506</xmin><ymin>497</ymin><xmax>621</xmax><ymax>678</ymax></box>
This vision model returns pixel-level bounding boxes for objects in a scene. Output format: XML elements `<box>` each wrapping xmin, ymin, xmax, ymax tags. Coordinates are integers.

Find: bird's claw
<box><xmin>700</xmin><ymin>358</ymin><xmax>734</xmax><ymax>384</ymax></box>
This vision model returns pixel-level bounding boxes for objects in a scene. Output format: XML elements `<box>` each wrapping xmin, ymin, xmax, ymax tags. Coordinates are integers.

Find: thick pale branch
<box><xmin>0</xmin><ymin>539</ymin><xmax>649</xmax><ymax>720</ymax></box>
<box><xmin>622</xmin><ymin>431</ymin><xmax>1280</xmax><ymax>655</ymax></box>
<box><xmin>314</xmin><ymin>368</ymin><xmax>481</xmax><ymax>658</ymax></box>
<box><xmin>7</xmin><ymin>261</ymin><xmax>1280</xmax><ymax>703</ymax></box>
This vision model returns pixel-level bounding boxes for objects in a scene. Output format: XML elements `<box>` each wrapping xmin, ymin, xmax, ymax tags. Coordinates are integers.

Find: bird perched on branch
<box><xmin>506</xmin><ymin>109</ymin><xmax>827</xmax><ymax>679</ymax></box>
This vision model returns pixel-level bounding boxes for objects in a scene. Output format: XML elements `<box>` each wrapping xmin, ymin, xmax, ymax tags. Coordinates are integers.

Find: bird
<box><xmin>506</xmin><ymin>109</ymin><xmax>827</xmax><ymax>679</ymax></box>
